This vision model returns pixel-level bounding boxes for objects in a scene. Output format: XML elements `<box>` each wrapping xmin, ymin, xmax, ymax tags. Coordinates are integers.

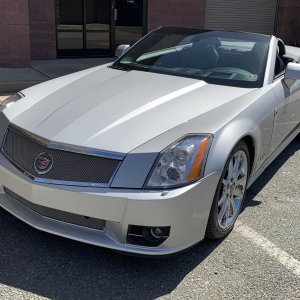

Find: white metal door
<box><xmin>204</xmin><ymin>0</ymin><xmax>278</xmax><ymax>34</ymax></box>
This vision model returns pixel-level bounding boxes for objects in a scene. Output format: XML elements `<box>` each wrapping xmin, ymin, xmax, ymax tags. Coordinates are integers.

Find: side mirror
<box><xmin>284</xmin><ymin>62</ymin><xmax>300</xmax><ymax>80</ymax></box>
<box><xmin>115</xmin><ymin>44</ymin><xmax>130</xmax><ymax>58</ymax></box>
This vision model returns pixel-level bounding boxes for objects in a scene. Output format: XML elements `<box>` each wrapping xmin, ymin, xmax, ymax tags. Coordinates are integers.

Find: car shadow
<box><xmin>0</xmin><ymin>208</ymin><xmax>224</xmax><ymax>300</ymax></box>
<box><xmin>0</xmin><ymin>138</ymin><xmax>299</xmax><ymax>300</ymax></box>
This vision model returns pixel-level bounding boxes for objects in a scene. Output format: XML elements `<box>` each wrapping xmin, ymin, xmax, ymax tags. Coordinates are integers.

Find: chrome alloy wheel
<box><xmin>218</xmin><ymin>150</ymin><xmax>248</xmax><ymax>229</ymax></box>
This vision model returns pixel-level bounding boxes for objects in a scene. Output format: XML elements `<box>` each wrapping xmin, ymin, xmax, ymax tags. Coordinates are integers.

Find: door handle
<box><xmin>114</xmin><ymin>9</ymin><xmax>118</xmax><ymax>21</ymax></box>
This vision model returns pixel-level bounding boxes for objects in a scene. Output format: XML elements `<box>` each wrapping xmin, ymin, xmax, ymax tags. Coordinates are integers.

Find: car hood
<box><xmin>11</xmin><ymin>67</ymin><xmax>255</xmax><ymax>153</ymax></box>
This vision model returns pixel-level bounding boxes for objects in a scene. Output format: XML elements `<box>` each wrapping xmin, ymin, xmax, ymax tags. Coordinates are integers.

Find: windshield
<box><xmin>113</xmin><ymin>28</ymin><xmax>271</xmax><ymax>88</ymax></box>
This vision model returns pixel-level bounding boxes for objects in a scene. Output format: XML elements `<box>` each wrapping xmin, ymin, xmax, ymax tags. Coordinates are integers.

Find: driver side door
<box><xmin>268</xmin><ymin>47</ymin><xmax>300</xmax><ymax>153</ymax></box>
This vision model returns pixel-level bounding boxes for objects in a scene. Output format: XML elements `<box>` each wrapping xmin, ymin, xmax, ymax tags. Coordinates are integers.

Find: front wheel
<box><xmin>206</xmin><ymin>141</ymin><xmax>250</xmax><ymax>239</ymax></box>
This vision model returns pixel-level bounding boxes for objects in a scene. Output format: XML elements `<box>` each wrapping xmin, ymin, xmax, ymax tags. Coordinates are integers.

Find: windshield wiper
<box><xmin>109</xmin><ymin>64</ymin><xmax>131</xmax><ymax>71</ymax></box>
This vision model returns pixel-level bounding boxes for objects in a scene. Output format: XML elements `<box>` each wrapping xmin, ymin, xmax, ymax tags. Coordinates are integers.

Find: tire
<box><xmin>206</xmin><ymin>141</ymin><xmax>250</xmax><ymax>239</ymax></box>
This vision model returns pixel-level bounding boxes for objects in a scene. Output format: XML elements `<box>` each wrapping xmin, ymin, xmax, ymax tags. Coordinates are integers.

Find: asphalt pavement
<box><xmin>0</xmin><ymin>137</ymin><xmax>300</xmax><ymax>299</ymax></box>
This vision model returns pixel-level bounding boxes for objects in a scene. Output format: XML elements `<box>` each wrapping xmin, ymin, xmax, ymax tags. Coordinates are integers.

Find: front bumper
<box><xmin>0</xmin><ymin>155</ymin><xmax>220</xmax><ymax>255</ymax></box>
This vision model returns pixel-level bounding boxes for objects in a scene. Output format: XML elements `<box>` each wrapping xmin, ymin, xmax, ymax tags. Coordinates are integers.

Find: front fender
<box><xmin>204</xmin><ymin>88</ymin><xmax>276</xmax><ymax>178</ymax></box>
<box><xmin>204</xmin><ymin>118</ymin><xmax>260</xmax><ymax>176</ymax></box>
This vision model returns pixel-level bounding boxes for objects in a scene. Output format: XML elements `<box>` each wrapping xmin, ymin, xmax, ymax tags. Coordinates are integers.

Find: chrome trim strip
<box><xmin>8</xmin><ymin>123</ymin><xmax>126</xmax><ymax>160</ymax></box>
<box><xmin>0</xmin><ymin>125</ymin><xmax>9</xmax><ymax>152</ymax></box>
<box><xmin>33</xmin><ymin>178</ymin><xmax>113</xmax><ymax>188</ymax></box>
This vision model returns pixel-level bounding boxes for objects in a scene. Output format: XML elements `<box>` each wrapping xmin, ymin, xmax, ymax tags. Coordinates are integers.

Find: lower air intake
<box><xmin>5</xmin><ymin>188</ymin><xmax>106</xmax><ymax>231</ymax></box>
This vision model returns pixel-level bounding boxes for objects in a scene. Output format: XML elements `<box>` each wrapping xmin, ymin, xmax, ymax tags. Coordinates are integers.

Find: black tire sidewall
<box><xmin>206</xmin><ymin>141</ymin><xmax>250</xmax><ymax>239</ymax></box>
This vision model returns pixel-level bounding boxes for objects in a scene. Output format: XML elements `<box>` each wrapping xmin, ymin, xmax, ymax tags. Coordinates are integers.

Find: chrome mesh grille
<box><xmin>5</xmin><ymin>188</ymin><xmax>106</xmax><ymax>231</ymax></box>
<box><xmin>2</xmin><ymin>127</ymin><xmax>121</xmax><ymax>185</ymax></box>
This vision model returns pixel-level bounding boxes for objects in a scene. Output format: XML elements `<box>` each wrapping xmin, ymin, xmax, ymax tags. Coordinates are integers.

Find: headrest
<box><xmin>252</xmin><ymin>42</ymin><xmax>266</xmax><ymax>53</ymax></box>
<box><xmin>277</xmin><ymin>39</ymin><xmax>286</xmax><ymax>56</ymax></box>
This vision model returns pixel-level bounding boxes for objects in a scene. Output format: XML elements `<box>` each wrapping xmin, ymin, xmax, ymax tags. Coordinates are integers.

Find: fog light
<box><xmin>150</xmin><ymin>227</ymin><xmax>163</xmax><ymax>239</ymax></box>
<box><xmin>127</xmin><ymin>225</ymin><xmax>171</xmax><ymax>247</ymax></box>
<box><xmin>143</xmin><ymin>227</ymin><xmax>164</xmax><ymax>242</ymax></box>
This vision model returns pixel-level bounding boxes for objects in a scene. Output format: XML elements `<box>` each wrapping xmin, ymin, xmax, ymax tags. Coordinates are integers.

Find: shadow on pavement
<box><xmin>0</xmin><ymin>138</ymin><xmax>299</xmax><ymax>300</ymax></box>
<box><xmin>0</xmin><ymin>208</ymin><xmax>223</xmax><ymax>299</ymax></box>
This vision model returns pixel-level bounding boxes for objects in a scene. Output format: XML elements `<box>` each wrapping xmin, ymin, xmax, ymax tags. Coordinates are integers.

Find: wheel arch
<box><xmin>241</xmin><ymin>135</ymin><xmax>256</xmax><ymax>175</ymax></box>
<box><xmin>204</xmin><ymin>118</ymin><xmax>260</xmax><ymax>178</ymax></box>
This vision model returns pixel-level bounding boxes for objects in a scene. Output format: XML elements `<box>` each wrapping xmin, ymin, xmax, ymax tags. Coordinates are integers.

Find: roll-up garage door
<box><xmin>204</xmin><ymin>0</ymin><xmax>278</xmax><ymax>34</ymax></box>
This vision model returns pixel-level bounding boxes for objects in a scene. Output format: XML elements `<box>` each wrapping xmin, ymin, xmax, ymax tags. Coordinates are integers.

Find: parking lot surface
<box><xmin>0</xmin><ymin>138</ymin><xmax>300</xmax><ymax>300</ymax></box>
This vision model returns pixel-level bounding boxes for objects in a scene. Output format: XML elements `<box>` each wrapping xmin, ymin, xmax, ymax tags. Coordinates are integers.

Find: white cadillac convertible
<box><xmin>0</xmin><ymin>27</ymin><xmax>300</xmax><ymax>255</ymax></box>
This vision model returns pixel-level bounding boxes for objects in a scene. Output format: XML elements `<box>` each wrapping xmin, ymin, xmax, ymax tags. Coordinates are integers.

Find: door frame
<box><xmin>55</xmin><ymin>0</ymin><xmax>148</xmax><ymax>58</ymax></box>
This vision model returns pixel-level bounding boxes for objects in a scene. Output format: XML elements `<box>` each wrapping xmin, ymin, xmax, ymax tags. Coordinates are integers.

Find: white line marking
<box><xmin>235</xmin><ymin>221</ymin><xmax>300</xmax><ymax>277</ymax></box>
<box><xmin>0</xmin><ymin>283</ymin><xmax>49</xmax><ymax>299</ymax></box>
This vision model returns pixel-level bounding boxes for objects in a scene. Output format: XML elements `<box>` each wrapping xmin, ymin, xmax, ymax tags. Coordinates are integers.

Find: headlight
<box><xmin>145</xmin><ymin>135</ymin><xmax>213</xmax><ymax>188</ymax></box>
<box><xmin>0</xmin><ymin>93</ymin><xmax>24</xmax><ymax>110</ymax></box>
